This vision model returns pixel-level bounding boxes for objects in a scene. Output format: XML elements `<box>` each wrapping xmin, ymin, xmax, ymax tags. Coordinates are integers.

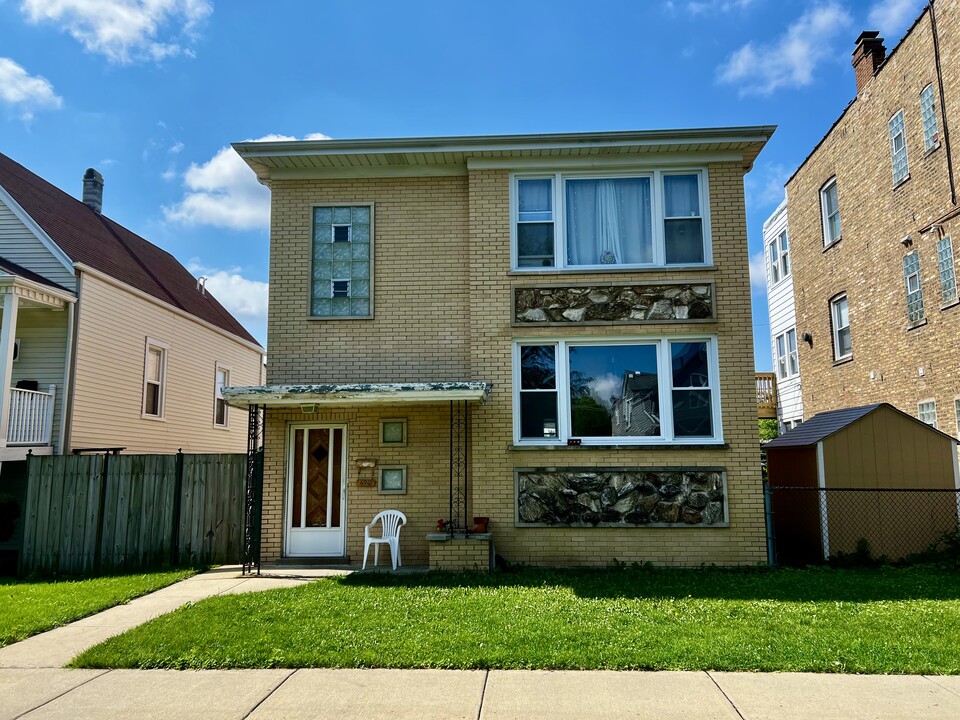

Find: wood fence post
<box><xmin>92</xmin><ymin>452</ymin><xmax>109</xmax><ymax>573</ymax></box>
<box><xmin>170</xmin><ymin>448</ymin><xmax>184</xmax><ymax>567</ymax></box>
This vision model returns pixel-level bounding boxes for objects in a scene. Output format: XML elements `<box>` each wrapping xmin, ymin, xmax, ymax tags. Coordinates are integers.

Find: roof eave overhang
<box><xmin>233</xmin><ymin>126</ymin><xmax>776</xmax><ymax>183</ymax></box>
<box><xmin>223</xmin><ymin>382</ymin><xmax>493</xmax><ymax>409</ymax></box>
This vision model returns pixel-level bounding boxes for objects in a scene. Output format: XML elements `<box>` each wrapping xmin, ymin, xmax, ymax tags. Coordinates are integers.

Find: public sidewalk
<box><xmin>2</xmin><ymin>566</ymin><xmax>959</xmax><ymax>718</ymax></box>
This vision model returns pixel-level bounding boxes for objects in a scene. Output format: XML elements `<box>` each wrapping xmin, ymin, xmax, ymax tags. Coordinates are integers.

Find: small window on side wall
<box><xmin>214</xmin><ymin>363</ymin><xmax>229</xmax><ymax>427</ymax></box>
<box><xmin>830</xmin><ymin>294</ymin><xmax>851</xmax><ymax>361</ymax></box>
<box><xmin>379</xmin><ymin>466</ymin><xmax>407</xmax><ymax>494</ymax></box>
<box><xmin>143</xmin><ymin>338</ymin><xmax>168</xmax><ymax>419</ymax></box>
<box><xmin>918</xmin><ymin>400</ymin><xmax>937</xmax><ymax>428</ymax></box>
<box><xmin>821</xmin><ymin>178</ymin><xmax>841</xmax><ymax>246</ymax></box>
<box><xmin>379</xmin><ymin>418</ymin><xmax>407</xmax><ymax>447</ymax></box>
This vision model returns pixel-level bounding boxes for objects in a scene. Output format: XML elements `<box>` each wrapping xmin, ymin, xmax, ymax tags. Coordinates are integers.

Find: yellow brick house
<box><xmin>227</xmin><ymin>127</ymin><xmax>774</xmax><ymax>570</ymax></box>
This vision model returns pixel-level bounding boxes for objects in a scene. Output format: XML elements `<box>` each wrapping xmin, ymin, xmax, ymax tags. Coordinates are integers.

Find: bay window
<box><xmin>514</xmin><ymin>337</ymin><xmax>721</xmax><ymax>444</ymax></box>
<box><xmin>513</xmin><ymin>170</ymin><xmax>710</xmax><ymax>270</ymax></box>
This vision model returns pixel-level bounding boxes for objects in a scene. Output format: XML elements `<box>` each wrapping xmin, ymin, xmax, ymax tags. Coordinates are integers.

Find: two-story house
<box><xmin>227</xmin><ymin>127</ymin><xmax>774</xmax><ymax>568</ymax></box>
<box><xmin>762</xmin><ymin>199</ymin><xmax>803</xmax><ymax>432</ymax></box>
<box><xmin>784</xmin><ymin>1</ymin><xmax>960</xmax><ymax>439</ymax></box>
<box><xmin>0</xmin><ymin>153</ymin><xmax>265</xmax><ymax>462</ymax></box>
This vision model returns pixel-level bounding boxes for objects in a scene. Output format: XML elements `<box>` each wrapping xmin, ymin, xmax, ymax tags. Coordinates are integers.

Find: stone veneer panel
<box><xmin>513</xmin><ymin>283</ymin><xmax>714</xmax><ymax>324</ymax></box>
<box><xmin>516</xmin><ymin>468</ymin><xmax>727</xmax><ymax>527</ymax></box>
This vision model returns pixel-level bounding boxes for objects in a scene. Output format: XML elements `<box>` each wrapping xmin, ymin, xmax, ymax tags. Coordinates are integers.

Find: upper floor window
<box><xmin>889</xmin><ymin>110</ymin><xmax>909</xmax><ymax>185</ymax></box>
<box><xmin>830</xmin><ymin>294</ymin><xmax>851</xmax><ymax>360</ymax></box>
<box><xmin>214</xmin><ymin>363</ymin><xmax>229</xmax><ymax>427</ymax></box>
<box><xmin>514</xmin><ymin>337</ymin><xmax>722</xmax><ymax>445</ymax></box>
<box><xmin>775</xmin><ymin>328</ymin><xmax>798</xmax><ymax>380</ymax></box>
<box><xmin>918</xmin><ymin>400</ymin><xmax>937</xmax><ymax>428</ymax></box>
<box><xmin>920</xmin><ymin>84</ymin><xmax>939</xmax><ymax>151</ymax></box>
<box><xmin>937</xmin><ymin>236</ymin><xmax>957</xmax><ymax>305</ymax></box>
<box><xmin>820</xmin><ymin>178</ymin><xmax>841</xmax><ymax>246</ymax></box>
<box><xmin>142</xmin><ymin>338</ymin><xmax>168</xmax><ymax>419</ymax></box>
<box><xmin>768</xmin><ymin>230</ymin><xmax>790</xmax><ymax>284</ymax></box>
<box><xmin>310</xmin><ymin>205</ymin><xmax>373</xmax><ymax>318</ymax></box>
<box><xmin>513</xmin><ymin>170</ymin><xmax>710</xmax><ymax>270</ymax></box>
<box><xmin>902</xmin><ymin>251</ymin><xmax>924</xmax><ymax>323</ymax></box>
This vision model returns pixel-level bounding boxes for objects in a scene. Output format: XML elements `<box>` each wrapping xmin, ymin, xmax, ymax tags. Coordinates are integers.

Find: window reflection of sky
<box><xmin>569</xmin><ymin>345</ymin><xmax>658</xmax><ymax>409</ymax></box>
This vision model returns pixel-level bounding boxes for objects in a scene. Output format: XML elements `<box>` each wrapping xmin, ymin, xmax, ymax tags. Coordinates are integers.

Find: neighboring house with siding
<box><xmin>0</xmin><ymin>153</ymin><xmax>265</xmax><ymax>462</ymax></box>
<box><xmin>763</xmin><ymin>198</ymin><xmax>803</xmax><ymax>432</ymax></box>
<box><xmin>225</xmin><ymin>126</ymin><xmax>775</xmax><ymax>569</ymax></box>
<box><xmin>784</xmin><ymin>4</ymin><xmax>960</xmax><ymax>442</ymax></box>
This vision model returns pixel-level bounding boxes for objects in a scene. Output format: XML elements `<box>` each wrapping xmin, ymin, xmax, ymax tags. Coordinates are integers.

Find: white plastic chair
<box><xmin>362</xmin><ymin>510</ymin><xmax>407</xmax><ymax>570</ymax></box>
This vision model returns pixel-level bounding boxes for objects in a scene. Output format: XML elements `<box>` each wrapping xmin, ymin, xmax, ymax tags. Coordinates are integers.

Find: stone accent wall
<box><xmin>514</xmin><ymin>283</ymin><xmax>713</xmax><ymax>324</ymax></box>
<box><xmin>785</xmin><ymin>1</ymin><xmax>960</xmax><ymax>448</ymax></box>
<box><xmin>517</xmin><ymin>469</ymin><xmax>727</xmax><ymax>527</ymax></box>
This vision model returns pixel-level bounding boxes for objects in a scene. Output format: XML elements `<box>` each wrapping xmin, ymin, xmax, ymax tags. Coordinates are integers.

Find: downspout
<box><xmin>56</xmin><ymin>300</ymin><xmax>75</xmax><ymax>454</ymax></box>
<box><xmin>930</xmin><ymin>0</ymin><xmax>956</xmax><ymax>205</ymax></box>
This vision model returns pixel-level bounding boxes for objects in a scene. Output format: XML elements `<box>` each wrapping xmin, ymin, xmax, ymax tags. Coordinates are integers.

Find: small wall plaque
<box><xmin>357</xmin><ymin>459</ymin><xmax>377</xmax><ymax>487</ymax></box>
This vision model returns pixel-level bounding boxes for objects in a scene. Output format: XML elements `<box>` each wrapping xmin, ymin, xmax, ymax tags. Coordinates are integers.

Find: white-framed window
<box><xmin>918</xmin><ymin>400</ymin><xmax>938</xmax><ymax>429</ymax></box>
<box><xmin>820</xmin><ymin>177</ymin><xmax>841</xmax><ymax>246</ymax></box>
<box><xmin>768</xmin><ymin>230</ymin><xmax>790</xmax><ymax>284</ymax></box>
<box><xmin>937</xmin><ymin>236</ymin><xmax>957</xmax><ymax>305</ymax></box>
<box><xmin>889</xmin><ymin>110</ymin><xmax>909</xmax><ymax>185</ymax></box>
<box><xmin>775</xmin><ymin>328</ymin><xmax>799</xmax><ymax>380</ymax></box>
<box><xmin>379</xmin><ymin>465</ymin><xmax>407</xmax><ymax>495</ymax></box>
<box><xmin>214</xmin><ymin>363</ymin><xmax>229</xmax><ymax>427</ymax></box>
<box><xmin>142</xmin><ymin>338</ymin><xmax>169</xmax><ymax>419</ymax></box>
<box><xmin>903</xmin><ymin>251</ymin><xmax>925</xmax><ymax>322</ymax></box>
<box><xmin>513</xmin><ymin>336</ymin><xmax>722</xmax><ymax>445</ymax></box>
<box><xmin>830</xmin><ymin>294</ymin><xmax>851</xmax><ymax>360</ymax></box>
<box><xmin>512</xmin><ymin>169</ymin><xmax>711</xmax><ymax>270</ymax></box>
<box><xmin>310</xmin><ymin>204</ymin><xmax>373</xmax><ymax>318</ymax></box>
<box><xmin>920</xmin><ymin>84</ymin><xmax>939</xmax><ymax>151</ymax></box>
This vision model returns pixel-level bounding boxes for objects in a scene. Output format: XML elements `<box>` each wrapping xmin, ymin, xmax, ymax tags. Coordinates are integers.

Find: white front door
<box><xmin>285</xmin><ymin>424</ymin><xmax>347</xmax><ymax>557</ymax></box>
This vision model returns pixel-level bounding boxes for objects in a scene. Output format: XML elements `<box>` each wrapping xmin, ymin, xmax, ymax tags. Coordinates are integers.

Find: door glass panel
<box><xmin>330</xmin><ymin>429</ymin><xmax>342</xmax><ymax>528</ymax></box>
<box><xmin>292</xmin><ymin>429</ymin><xmax>304</xmax><ymax>527</ymax></box>
<box><xmin>304</xmin><ymin>429</ymin><xmax>330</xmax><ymax>528</ymax></box>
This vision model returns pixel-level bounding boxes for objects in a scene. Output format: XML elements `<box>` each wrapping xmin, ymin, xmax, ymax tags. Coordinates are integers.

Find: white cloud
<box><xmin>749</xmin><ymin>251</ymin><xmax>768</xmax><ymax>291</ymax></box>
<box><xmin>868</xmin><ymin>0</ymin><xmax>922</xmax><ymax>40</ymax></box>
<box><xmin>187</xmin><ymin>261</ymin><xmax>268</xmax><ymax>323</ymax></box>
<box><xmin>169</xmin><ymin>141</ymin><xmax>184</xmax><ymax>154</ymax></box>
<box><xmin>718</xmin><ymin>4</ymin><xmax>852</xmax><ymax>95</ymax></box>
<box><xmin>687</xmin><ymin>0</ymin><xmax>757</xmax><ymax>15</ymax></box>
<box><xmin>744</xmin><ymin>162</ymin><xmax>789</xmax><ymax>210</ymax></box>
<box><xmin>0</xmin><ymin>57</ymin><xmax>63</xmax><ymax>119</ymax></box>
<box><xmin>160</xmin><ymin>167</ymin><xmax>176</xmax><ymax>181</ymax></box>
<box><xmin>20</xmin><ymin>0</ymin><xmax>212</xmax><ymax>64</ymax></box>
<box><xmin>164</xmin><ymin>133</ymin><xmax>331</xmax><ymax>230</ymax></box>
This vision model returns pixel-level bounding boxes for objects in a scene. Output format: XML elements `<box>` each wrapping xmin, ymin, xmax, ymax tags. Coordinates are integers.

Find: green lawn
<box><xmin>1</xmin><ymin>569</ymin><xmax>195</xmax><ymax>647</ymax></box>
<box><xmin>71</xmin><ymin>565</ymin><xmax>960</xmax><ymax>674</ymax></box>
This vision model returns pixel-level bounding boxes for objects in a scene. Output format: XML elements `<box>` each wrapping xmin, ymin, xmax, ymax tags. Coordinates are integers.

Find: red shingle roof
<box><xmin>0</xmin><ymin>152</ymin><xmax>260</xmax><ymax>346</ymax></box>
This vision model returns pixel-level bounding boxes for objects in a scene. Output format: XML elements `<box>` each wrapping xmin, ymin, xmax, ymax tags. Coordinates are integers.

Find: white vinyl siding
<box><xmin>0</xmin><ymin>196</ymin><xmax>76</xmax><ymax>291</ymax></box>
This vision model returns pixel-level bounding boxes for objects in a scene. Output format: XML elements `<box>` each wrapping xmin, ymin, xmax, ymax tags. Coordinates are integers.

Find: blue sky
<box><xmin>0</xmin><ymin>0</ymin><xmax>926</xmax><ymax>365</ymax></box>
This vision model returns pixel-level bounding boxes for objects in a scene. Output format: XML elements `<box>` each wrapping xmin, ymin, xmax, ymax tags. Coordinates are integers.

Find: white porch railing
<box><xmin>7</xmin><ymin>385</ymin><xmax>55</xmax><ymax>446</ymax></box>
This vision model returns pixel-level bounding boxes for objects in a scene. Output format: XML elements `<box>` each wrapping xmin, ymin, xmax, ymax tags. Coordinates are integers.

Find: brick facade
<box><xmin>785</xmin><ymin>1</ymin><xmax>960</xmax><ymax>438</ymax></box>
<box><xmin>254</xmin><ymin>137</ymin><xmax>770</xmax><ymax>568</ymax></box>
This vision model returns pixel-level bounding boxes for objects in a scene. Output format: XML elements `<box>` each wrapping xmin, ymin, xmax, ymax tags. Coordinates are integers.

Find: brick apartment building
<box><xmin>226</xmin><ymin>126</ymin><xmax>775</xmax><ymax>569</ymax></box>
<box><xmin>781</xmin><ymin>0</ymin><xmax>960</xmax><ymax>438</ymax></box>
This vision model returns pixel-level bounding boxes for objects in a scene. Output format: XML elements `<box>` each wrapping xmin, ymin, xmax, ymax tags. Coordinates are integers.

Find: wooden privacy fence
<box><xmin>19</xmin><ymin>452</ymin><xmax>246</xmax><ymax>575</ymax></box>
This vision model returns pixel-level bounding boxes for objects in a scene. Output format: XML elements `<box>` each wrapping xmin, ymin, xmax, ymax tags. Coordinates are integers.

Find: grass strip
<box><xmin>71</xmin><ymin>565</ymin><xmax>960</xmax><ymax>674</ymax></box>
<box><xmin>1</xmin><ymin>568</ymin><xmax>196</xmax><ymax>647</ymax></box>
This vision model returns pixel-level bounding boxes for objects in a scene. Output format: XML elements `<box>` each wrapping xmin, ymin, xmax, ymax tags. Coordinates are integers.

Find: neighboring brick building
<box><xmin>783</xmin><ymin>0</ymin><xmax>960</xmax><ymax>440</ymax></box>
<box><xmin>228</xmin><ymin>127</ymin><xmax>775</xmax><ymax>569</ymax></box>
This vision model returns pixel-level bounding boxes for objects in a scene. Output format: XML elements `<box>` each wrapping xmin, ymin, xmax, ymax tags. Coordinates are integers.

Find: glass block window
<box><xmin>937</xmin><ymin>236</ymin><xmax>957</xmax><ymax>305</ymax></box>
<box><xmin>311</xmin><ymin>205</ymin><xmax>372</xmax><ymax>317</ymax></box>
<box><xmin>889</xmin><ymin>111</ymin><xmax>909</xmax><ymax>185</ymax></box>
<box><xmin>921</xmin><ymin>84</ymin><xmax>939</xmax><ymax>151</ymax></box>
<box><xmin>903</xmin><ymin>252</ymin><xmax>924</xmax><ymax>323</ymax></box>
<box><xmin>918</xmin><ymin>400</ymin><xmax>937</xmax><ymax>429</ymax></box>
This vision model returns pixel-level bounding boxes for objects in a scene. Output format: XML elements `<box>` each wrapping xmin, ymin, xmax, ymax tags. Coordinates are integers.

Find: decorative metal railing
<box><xmin>756</xmin><ymin>372</ymin><xmax>778</xmax><ymax>419</ymax></box>
<box><xmin>7</xmin><ymin>385</ymin><xmax>56</xmax><ymax>446</ymax></box>
<box><xmin>448</xmin><ymin>400</ymin><xmax>469</xmax><ymax>536</ymax></box>
<box><xmin>242</xmin><ymin>404</ymin><xmax>264</xmax><ymax>575</ymax></box>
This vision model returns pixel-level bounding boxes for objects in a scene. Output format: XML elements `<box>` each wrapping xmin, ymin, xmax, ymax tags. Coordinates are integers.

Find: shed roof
<box><xmin>764</xmin><ymin>403</ymin><xmax>958</xmax><ymax>448</ymax></box>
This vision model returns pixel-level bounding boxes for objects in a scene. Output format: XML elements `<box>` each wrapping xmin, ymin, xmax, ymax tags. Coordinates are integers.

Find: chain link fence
<box><xmin>766</xmin><ymin>485</ymin><xmax>960</xmax><ymax>567</ymax></box>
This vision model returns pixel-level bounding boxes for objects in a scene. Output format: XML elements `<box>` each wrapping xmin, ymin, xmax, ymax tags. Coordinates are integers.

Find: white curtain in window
<box><xmin>664</xmin><ymin>175</ymin><xmax>699</xmax><ymax>217</ymax></box>
<box><xmin>566</xmin><ymin>178</ymin><xmax>651</xmax><ymax>265</ymax></box>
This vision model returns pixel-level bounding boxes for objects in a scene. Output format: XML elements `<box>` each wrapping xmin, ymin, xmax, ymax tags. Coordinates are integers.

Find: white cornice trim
<box><xmin>0</xmin><ymin>183</ymin><xmax>76</xmax><ymax>274</ymax></box>
<box><xmin>74</xmin><ymin>263</ymin><xmax>266</xmax><ymax>354</ymax></box>
<box><xmin>0</xmin><ymin>275</ymin><xmax>75</xmax><ymax>306</ymax></box>
<box><xmin>467</xmin><ymin>152</ymin><xmax>743</xmax><ymax>170</ymax></box>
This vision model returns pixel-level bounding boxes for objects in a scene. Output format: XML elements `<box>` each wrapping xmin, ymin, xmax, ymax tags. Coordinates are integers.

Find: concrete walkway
<box><xmin>2</xmin><ymin>566</ymin><xmax>960</xmax><ymax>718</ymax></box>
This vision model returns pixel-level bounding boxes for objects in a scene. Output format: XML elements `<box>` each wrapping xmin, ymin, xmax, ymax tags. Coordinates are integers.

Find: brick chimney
<box><xmin>852</xmin><ymin>31</ymin><xmax>886</xmax><ymax>94</ymax></box>
<box><xmin>82</xmin><ymin>168</ymin><xmax>103</xmax><ymax>213</ymax></box>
